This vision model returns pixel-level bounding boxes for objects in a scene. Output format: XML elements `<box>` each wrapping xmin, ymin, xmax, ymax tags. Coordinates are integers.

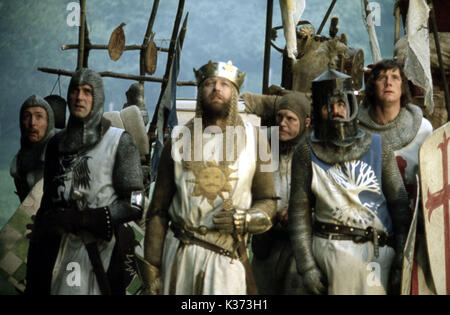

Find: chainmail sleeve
<box><xmin>288</xmin><ymin>140</ymin><xmax>317</xmax><ymax>275</ymax></box>
<box><xmin>144</xmin><ymin>139</ymin><xmax>176</xmax><ymax>267</ymax></box>
<box><xmin>381</xmin><ymin>138</ymin><xmax>411</xmax><ymax>270</ymax></box>
<box><xmin>108</xmin><ymin>131</ymin><xmax>145</xmax><ymax>225</ymax></box>
<box><xmin>250</xmin><ymin>127</ymin><xmax>278</xmax><ymax>227</ymax></box>
<box><xmin>381</xmin><ymin>139</ymin><xmax>411</xmax><ymax>236</ymax></box>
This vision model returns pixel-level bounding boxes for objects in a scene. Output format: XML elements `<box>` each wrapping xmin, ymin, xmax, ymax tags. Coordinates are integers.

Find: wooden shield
<box><xmin>145</xmin><ymin>39</ymin><xmax>158</xmax><ymax>75</ymax></box>
<box><xmin>343</xmin><ymin>48</ymin><xmax>364</xmax><ymax>91</ymax></box>
<box><xmin>108</xmin><ymin>23</ymin><xmax>126</xmax><ymax>62</ymax></box>
<box><xmin>419</xmin><ymin>122</ymin><xmax>450</xmax><ymax>295</ymax></box>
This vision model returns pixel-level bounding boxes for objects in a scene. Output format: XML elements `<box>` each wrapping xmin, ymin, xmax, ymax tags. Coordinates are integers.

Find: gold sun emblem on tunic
<box><xmin>187</xmin><ymin>160</ymin><xmax>238</xmax><ymax>206</ymax></box>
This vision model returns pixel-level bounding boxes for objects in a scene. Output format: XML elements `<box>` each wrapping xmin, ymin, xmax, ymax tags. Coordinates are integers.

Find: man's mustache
<box><xmin>209</xmin><ymin>92</ymin><xmax>223</xmax><ymax>101</ymax></box>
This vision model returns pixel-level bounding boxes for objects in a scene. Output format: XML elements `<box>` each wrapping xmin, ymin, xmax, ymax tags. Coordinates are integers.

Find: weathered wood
<box><xmin>77</xmin><ymin>0</ymin><xmax>86</xmax><ymax>69</ymax></box>
<box><xmin>37</xmin><ymin>67</ymin><xmax>196</xmax><ymax>86</ymax></box>
<box><xmin>140</xmin><ymin>0</ymin><xmax>161</xmax><ymax>78</ymax></box>
<box><xmin>61</xmin><ymin>43</ymin><xmax>169</xmax><ymax>53</ymax></box>
<box><xmin>150</xmin><ymin>0</ymin><xmax>186</xmax><ymax>131</ymax></box>
<box><xmin>263</xmin><ymin>0</ymin><xmax>274</xmax><ymax>94</ymax></box>
<box><xmin>394</xmin><ymin>1</ymin><xmax>401</xmax><ymax>46</ymax></box>
<box><xmin>317</xmin><ymin>0</ymin><xmax>337</xmax><ymax>35</ymax></box>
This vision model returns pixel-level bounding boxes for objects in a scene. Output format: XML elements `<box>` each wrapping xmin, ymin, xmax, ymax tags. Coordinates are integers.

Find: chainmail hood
<box><xmin>61</xmin><ymin>68</ymin><xmax>106</xmax><ymax>154</ymax></box>
<box><xmin>17</xmin><ymin>95</ymin><xmax>56</xmax><ymax>174</ymax></box>
<box><xmin>276</xmin><ymin>92</ymin><xmax>311</xmax><ymax>154</ymax></box>
<box><xmin>357</xmin><ymin>103</ymin><xmax>423</xmax><ymax>151</ymax></box>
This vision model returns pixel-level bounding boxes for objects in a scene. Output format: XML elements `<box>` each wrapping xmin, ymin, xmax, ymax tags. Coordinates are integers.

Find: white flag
<box><xmin>361</xmin><ymin>0</ymin><xmax>382</xmax><ymax>63</ymax></box>
<box><xmin>279</xmin><ymin>0</ymin><xmax>306</xmax><ymax>62</ymax></box>
<box><xmin>404</xmin><ymin>0</ymin><xmax>434</xmax><ymax>114</ymax></box>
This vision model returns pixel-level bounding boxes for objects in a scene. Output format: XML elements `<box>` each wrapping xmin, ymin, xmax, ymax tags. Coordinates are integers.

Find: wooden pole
<box><xmin>429</xmin><ymin>0</ymin><xmax>450</xmax><ymax>117</ymax></box>
<box><xmin>37</xmin><ymin>67</ymin><xmax>196</xmax><ymax>86</ymax></box>
<box><xmin>140</xmin><ymin>0</ymin><xmax>161</xmax><ymax>80</ymax></box>
<box><xmin>62</xmin><ymin>43</ymin><xmax>169</xmax><ymax>53</ymax></box>
<box><xmin>317</xmin><ymin>0</ymin><xmax>337</xmax><ymax>35</ymax></box>
<box><xmin>394</xmin><ymin>1</ymin><xmax>401</xmax><ymax>47</ymax></box>
<box><xmin>149</xmin><ymin>0</ymin><xmax>186</xmax><ymax>132</ymax></box>
<box><xmin>262</xmin><ymin>0</ymin><xmax>273</xmax><ymax>94</ymax></box>
<box><xmin>77</xmin><ymin>0</ymin><xmax>86</xmax><ymax>69</ymax></box>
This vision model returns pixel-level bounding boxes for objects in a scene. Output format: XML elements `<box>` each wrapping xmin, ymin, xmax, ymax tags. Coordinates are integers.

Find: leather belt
<box><xmin>170</xmin><ymin>222</ymin><xmax>239</xmax><ymax>259</ymax></box>
<box><xmin>314</xmin><ymin>221</ymin><xmax>394</xmax><ymax>255</ymax></box>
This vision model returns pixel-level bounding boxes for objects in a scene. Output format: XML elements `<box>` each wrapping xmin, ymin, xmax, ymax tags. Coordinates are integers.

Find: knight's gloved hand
<box><xmin>303</xmin><ymin>267</ymin><xmax>327</xmax><ymax>295</ymax></box>
<box><xmin>213</xmin><ymin>209</ymin><xmax>242</xmax><ymax>234</ymax></box>
<box><xmin>141</xmin><ymin>260</ymin><xmax>162</xmax><ymax>295</ymax></box>
<box><xmin>40</xmin><ymin>208</ymin><xmax>83</xmax><ymax>235</ymax></box>
<box><xmin>213</xmin><ymin>208</ymin><xmax>272</xmax><ymax>235</ymax></box>
<box><xmin>39</xmin><ymin>206</ymin><xmax>113</xmax><ymax>240</ymax></box>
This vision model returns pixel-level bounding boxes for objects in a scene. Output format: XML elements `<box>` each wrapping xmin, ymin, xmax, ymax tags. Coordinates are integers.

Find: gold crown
<box><xmin>194</xmin><ymin>60</ymin><xmax>246</xmax><ymax>90</ymax></box>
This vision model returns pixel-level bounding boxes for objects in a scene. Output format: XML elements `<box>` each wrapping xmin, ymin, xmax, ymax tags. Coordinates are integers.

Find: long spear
<box><xmin>77</xmin><ymin>0</ymin><xmax>87</xmax><ymax>69</ymax></box>
<box><xmin>148</xmin><ymin>0</ymin><xmax>186</xmax><ymax>142</ymax></box>
<box><xmin>262</xmin><ymin>0</ymin><xmax>274</xmax><ymax>94</ymax></box>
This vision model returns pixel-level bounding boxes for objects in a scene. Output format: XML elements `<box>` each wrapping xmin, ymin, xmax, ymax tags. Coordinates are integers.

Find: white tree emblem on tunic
<box><xmin>319</xmin><ymin>160</ymin><xmax>382</xmax><ymax>226</ymax></box>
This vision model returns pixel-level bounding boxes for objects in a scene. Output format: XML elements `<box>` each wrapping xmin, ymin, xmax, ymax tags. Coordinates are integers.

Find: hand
<box><xmin>276</xmin><ymin>206</ymin><xmax>289</xmax><ymax>226</ymax></box>
<box><xmin>40</xmin><ymin>208</ymin><xmax>83</xmax><ymax>235</ymax></box>
<box><xmin>140</xmin><ymin>259</ymin><xmax>162</xmax><ymax>295</ymax></box>
<box><xmin>213</xmin><ymin>208</ymin><xmax>247</xmax><ymax>235</ymax></box>
<box><xmin>303</xmin><ymin>267</ymin><xmax>327</xmax><ymax>295</ymax></box>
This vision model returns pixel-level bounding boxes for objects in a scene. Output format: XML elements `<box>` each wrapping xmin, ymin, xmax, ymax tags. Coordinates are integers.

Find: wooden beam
<box><xmin>77</xmin><ymin>0</ymin><xmax>86</xmax><ymax>69</ymax></box>
<box><xmin>37</xmin><ymin>67</ymin><xmax>196</xmax><ymax>86</ymax></box>
<box><xmin>140</xmin><ymin>0</ymin><xmax>161</xmax><ymax>78</ymax></box>
<box><xmin>62</xmin><ymin>43</ymin><xmax>169</xmax><ymax>53</ymax></box>
<box><xmin>317</xmin><ymin>0</ymin><xmax>337</xmax><ymax>35</ymax></box>
<box><xmin>262</xmin><ymin>0</ymin><xmax>273</xmax><ymax>94</ymax></box>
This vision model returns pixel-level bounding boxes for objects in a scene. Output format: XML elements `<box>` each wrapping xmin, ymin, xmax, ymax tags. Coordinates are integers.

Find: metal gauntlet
<box><xmin>235</xmin><ymin>208</ymin><xmax>272</xmax><ymax>235</ymax></box>
<box><xmin>131</xmin><ymin>190</ymin><xmax>145</xmax><ymax>212</ymax></box>
<box><xmin>214</xmin><ymin>208</ymin><xmax>272</xmax><ymax>235</ymax></box>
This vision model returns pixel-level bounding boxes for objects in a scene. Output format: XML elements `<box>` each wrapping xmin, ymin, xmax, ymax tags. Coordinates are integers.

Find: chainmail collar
<box><xmin>358</xmin><ymin>104</ymin><xmax>423</xmax><ymax>151</ymax></box>
<box><xmin>307</xmin><ymin>130</ymin><xmax>373</xmax><ymax>164</ymax></box>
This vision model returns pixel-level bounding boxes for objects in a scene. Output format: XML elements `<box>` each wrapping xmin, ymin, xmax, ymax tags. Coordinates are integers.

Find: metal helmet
<box><xmin>311</xmin><ymin>69</ymin><xmax>363</xmax><ymax>147</ymax></box>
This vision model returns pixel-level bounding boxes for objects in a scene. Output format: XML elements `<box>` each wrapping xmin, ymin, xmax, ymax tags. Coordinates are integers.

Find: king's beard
<box><xmin>197</xmin><ymin>87</ymin><xmax>240</xmax><ymax>131</ymax></box>
<box><xmin>202</xmin><ymin>93</ymin><xmax>231</xmax><ymax>120</ymax></box>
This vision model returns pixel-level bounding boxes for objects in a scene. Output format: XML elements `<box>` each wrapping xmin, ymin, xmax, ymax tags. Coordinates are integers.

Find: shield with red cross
<box><xmin>419</xmin><ymin>122</ymin><xmax>450</xmax><ymax>295</ymax></box>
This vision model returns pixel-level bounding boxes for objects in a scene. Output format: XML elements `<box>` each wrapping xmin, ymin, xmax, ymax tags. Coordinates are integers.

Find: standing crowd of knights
<box><xmin>8</xmin><ymin>52</ymin><xmax>442</xmax><ymax>294</ymax></box>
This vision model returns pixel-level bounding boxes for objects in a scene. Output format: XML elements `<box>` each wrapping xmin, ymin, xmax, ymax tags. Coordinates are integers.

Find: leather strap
<box><xmin>314</xmin><ymin>221</ymin><xmax>394</xmax><ymax>248</ymax></box>
<box><xmin>170</xmin><ymin>222</ymin><xmax>239</xmax><ymax>259</ymax></box>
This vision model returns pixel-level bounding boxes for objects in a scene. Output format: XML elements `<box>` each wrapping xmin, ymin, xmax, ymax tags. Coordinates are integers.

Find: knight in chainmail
<box><xmin>358</xmin><ymin>59</ymin><xmax>435</xmax><ymax>294</ymax></box>
<box><xmin>122</xmin><ymin>82</ymin><xmax>149</xmax><ymax>126</ymax></box>
<box><xmin>10</xmin><ymin>95</ymin><xmax>56</xmax><ymax>202</ymax></box>
<box><xmin>249</xmin><ymin>92</ymin><xmax>312</xmax><ymax>294</ymax></box>
<box><xmin>288</xmin><ymin>69</ymin><xmax>410</xmax><ymax>295</ymax></box>
<box><xmin>142</xmin><ymin>60</ymin><xmax>277</xmax><ymax>295</ymax></box>
<box><xmin>25</xmin><ymin>68</ymin><xmax>144</xmax><ymax>295</ymax></box>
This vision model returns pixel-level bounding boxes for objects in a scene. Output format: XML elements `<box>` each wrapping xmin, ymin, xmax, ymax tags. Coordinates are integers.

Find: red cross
<box><xmin>425</xmin><ymin>131</ymin><xmax>450</xmax><ymax>294</ymax></box>
<box><xmin>396</xmin><ymin>156</ymin><xmax>417</xmax><ymax>201</ymax></box>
